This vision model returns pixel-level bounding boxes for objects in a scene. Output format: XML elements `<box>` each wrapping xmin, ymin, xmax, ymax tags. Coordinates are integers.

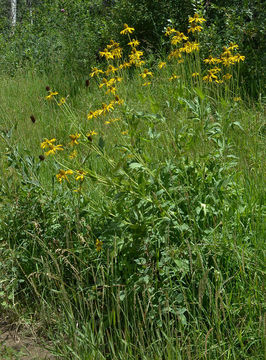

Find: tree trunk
<box><xmin>10</xmin><ymin>0</ymin><xmax>17</xmax><ymax>28</ymax></box>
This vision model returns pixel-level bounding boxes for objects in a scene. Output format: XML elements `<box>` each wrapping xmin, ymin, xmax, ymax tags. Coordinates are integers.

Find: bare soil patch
<box><xmin>0</xmin><ymin>318</ymin><xmax>56</xmax><ymax>360</ymax></box>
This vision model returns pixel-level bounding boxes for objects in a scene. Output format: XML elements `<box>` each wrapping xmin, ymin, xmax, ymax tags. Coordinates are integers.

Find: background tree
<box><xmin>10</xmin><ymin>0</ymin><xmax>17</xmax><ymax>28</ymax></box>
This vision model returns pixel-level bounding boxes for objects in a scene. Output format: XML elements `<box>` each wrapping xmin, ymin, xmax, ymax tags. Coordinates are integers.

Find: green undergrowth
<box><xmin>0</xmin><ymin>20</ymin><xmax>265</xmax><ymax>359</ymax></box>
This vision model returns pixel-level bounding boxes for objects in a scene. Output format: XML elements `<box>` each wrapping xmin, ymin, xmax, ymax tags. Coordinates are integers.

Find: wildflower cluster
<box><xmin>99</xmin><ymin>40</ymin><xmax>123</xmax><ymax>60</ymax></box>
<box><xmin>87</xmin><ymin>96</ymin><xmax>123</xmax><ymax>120</ymax></box>
<box><xmin>188</xmin><ymin>13</ymin><xmax>206</xmax><ymax>33</ymax></box>
<box><xmin>45</xmin><ymin>86</ymin><xmax>67</xmax><ymax>106</ymax></box>
<box><xmin>203</xmin><ymin>43</ymin><xmax>245</xmax><ymax>83</ymax></box>
<box><xmin>39</xmin><ymin>14</ymin><xmax>245</xmax><ymax>197</ymax></box>
<box><xmin>165</xmin><ymin>14</ymin><xmax>202</xmax><ymax>64</ymax></box>
<box><xmin>160</xmin><ymin>13</ymin><xmax>245</xmax><ymax>85</ymax></box>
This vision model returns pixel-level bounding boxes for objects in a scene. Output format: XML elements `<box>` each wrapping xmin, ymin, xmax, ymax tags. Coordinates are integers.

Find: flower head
<box><xmin>188</xmin><ymin>23</ymin><xmax>203</xmax><ymax>33</ymax></box>
<box><xmin>171</xmin><ymin>32</ymin><xmax>188</xmax><ymax>45</ymax></box>
<box><xmin>90</xmin><ymin>67</ymin><xmax>104</xmax><ymax>78</ymax></box>
<box><xmin>45</xmin><ymin>144</ymin><xmax>64</xmax><ymax>156</ymax></box>
<box><xmin>223</xmin><ymin>73</ymin><xmax>232</xmax><ymax>80</ymax></box>
<box><xmin>96</xmin><ymin>239</ymin><xmax>103</xmax><ymax>252</ymax></box>
<box><xmin>75</xmin><ymin>170</ymin><xmax>87</xmax><ymax>182</ymax></box>
<box><xmin>56</xmin><ymin>169</ymin><xmax>73</xmax><ymax>183</ymax></box>
<box><xmin>158</xmin><ymin>61</ymin><xmax>167</xmax><ymax>69</ymax></box>
<box><xmin>188</xmin><ymin>13</ymin><xmax>206</xmax><ymax>24</ymax></box>
<box><xmin>128</xmin><ymin>39</ymin><xmax>140</xmax><ymax>47</ymax></box>
<box><xmin>179</xmin><ymin>41</ymin><xmax>199</xmax><ymax>54</ymax></box>
<box><xmin>169</xmin><ymin>74</ymin><xmax>181</xmax><ymax>81</ymax></box>
<box><xmin>203</xmin><ymin>56</ymin><xmax>222</xmax><ymax>65</ymax></box>
<box><xmin>139</xmin><ymin>69</ymin><xmax>153</xmax><ymax>79</ymax></box>
<box><xmin>58</xmin><ymin>97</ymin><xmax>66</xmax><ymax>106</ymax></box>
<box><xmin>69</xmin><ymin>150</ymin><xmax>77</xmax><ymax>159</ymax></box>
<box><xmin>69</xmin><ymin>133</ymin><xmax>81</xmax><ymax>146</ymax></box>
<box><xmin>87</xmin><ymin>130</ymin><xmax>98</xmax><ymax>139</ymax></box>
<box><xmin>120</xmin><ymin>24</ymin><xmax>135</xmax><ymax>35</ymax></box>
<box><xmin>45</xmin><ymin>91</ymin><xmax>58</xmax><ymax>100</ymax></box>
<box><xmin>40</xmin><ymin>138</ymin><xmax>56</xmax><ymax>149</ymax></box>
<box><xmin>165</xmin><ymin>27</ymin><xmax>177</xmax><ymax>36</ymax></box>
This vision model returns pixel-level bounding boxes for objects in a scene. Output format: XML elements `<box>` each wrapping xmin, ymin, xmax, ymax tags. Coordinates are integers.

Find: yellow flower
<box><xmin>56</xmin><ymin>169</ymin><xmax>73</xmax><ymax>183</ymax></box>
<box><xmin>88</xmin><ymin>109</ymin><xmax>104</xmax><ymax>119</ymax></box>
<box><xmin>171</xmin><ymin>32</ymin><xmax>188</xmax><ymax>45</ymax></box>
<box><xmin>139</xmin><ymin>69</ymin><xmax>153</xmax><ymax>79</ymax></box>
<box><xmin>90</xmin><ymin>67</ymin><xmax>104</xmax><ymax>77</ymax></box>
<box><xmin>223</xmin><ymin>73</ymin><xmax>232</xmax><ymax>80</ymax></box>
<box><xmin>99</xmin><ymin>49</ymin><xmax>114</xmax><ymax>60</ymax></box>
<box><xmin>120</xmin><ymin>24</ymin><xmax>135</xmax><ymax>35</ymax></box>
<box><xmin>202</xmin><ymin>68</ymin><xmax>221</xmax><ymax>82</ymax></box>
<box><xmin>233</xmin><ymin>97</ymin><xmax>241</xmax><ymax>102</ymax></box>
<box><xmin>102</xmin><ymin>102</ymin><xmax>114</xmax><ymax>113</ymax></box>
<box><xmin>134</xmin><ymin>60</ymin><xmax>146</xmax><ymax>67</ymax></box>
<box><xmin>221</xmin><ymin>56</ymin><xmax>236</xmax><ymax>66</ymax></box>
<box><xmin>40</xmin><ymin>138</ymin><xmax>56</xmax><ymax>149</ymax></box>
<box><xmin>188</xmin><ymin>13</ymin><xmax>206</xmax><ymax>24</ymax></box>
<box><xmin>169</xmin><ymin>74</ymin><xmax>181</xmax><ymax>81</ymax></box>
<box><xmin>69</xmin><ymin>150</ymin><xmax>77</xmax><ymax>159</ymax></box>
<box><xmin>142</xmin><ymin>82</ymin><xmax>151</xmax><ymax>86</ymax></box>
<box><xmin>106</xmin><ymin>40</ymin><xmax>119</xmax><ymax>49</ymax></box>
<box><xmin>129</xmin><ymin>48</ymin><xmax>144</xmax><ymax>63</ymax></box>
<box><xmin>75</xmin><ymin>170</ymin><xmax>87</xmax><ymax>182</ymax></box>
<box><xmin>106</xmin><ymin>86</ymin><xmax>117</xmax><ymax>95</ymax></box>
<box><xmin>58</xmin><ymin>97</ymin><xmax>66</xmax><ymax>106</ymax></box>
<box><xmin>105</xmin><ymin>65</ymin><xmax>118</xmax><ymax>76</ymax></box>
<box><xmin>165</xmin><ymin>26</ymin><xmax>177</xmax><ymax>36</ymax></box>
<box><xmin>221</xmin><ymin>47</ymin><xmax>232</xmax><ymax>58</ymax></box>
<box><xmin>188</xmin><ymin>23</ymin><xmax>203</xmax><ymax>33</ymax></box>
<box><xmin>209</xmin><ymin>67</ymin><xmax>221</xmax><ymax>74</ymax></box>
<box><xmin>69</xmin><ymin>133</ymin><xmax>81</xmax><ymax>146</ymax></box>
<box><xmin>203</xmin><ymin>73</ymin><xmax>217</xmax><ymax>82</ymax></box>
<box><xmin>99</xmin><ymin>78</ymin><xmax>108</xmax><ymax>88</ymax></box>
<box><xmin>105</xmin><ymin>118</ymin><xmax>120</xmax><ymax>125</ymax></box>
<box><xmin>113</xmin><ymin>95</ymin><xmax>124</xmax><ymax>105</ymax></box>
<box><xmin>168</xmin><ymin>49</ymin><xmax>182</xmax><ymax>60</ymax></box>
<box><xmin>111</xmin><ymin>46</ymin><xmax>123</xmax><ymax>59</ymax></box>
<box><xmin>179</xmin><ymin>41</ymin><xmax>199</xmax><ymax>54</ymax></box>
<box><xmin>128</xmin><ymin>39</ymin><xmax>140</xmax><ymax>47</ymax></box>
<box><xmin>158</xmin><ymin>61</ymin><xmax>166</xmax><ymax>69</ymax></box>
<box><xmin>45</xmin><ymin>91</ymin><xmax>58</xmax><ymax>100</ymax></box>
<box><xmin>234</xmin><ymin>53</ymin><xmax>245</xmax><ymax>62</ymax></box>
<box><xmin>192</xmin><ymin>72</ymin><xmax>199</xmax><ymax>77</ymax></box>
<box><xmin>203</xmin><ymin>56</ymin><xmax>222</xmax><ymax>65</ymax></box>
<box><xmin>119</xmin><ymin>62</ymin><xmax>132</xmax><ymax>70</ymax></box>
<box><xmin>96</xmin><ymin>239</ymin><xmax>103</xmax><ymax>252</ymax></box>
<box><xmin>87</xmin><ymin>111</ymin><xmax>94</xmax><ymax>120</ymax></box>
<box><xmin>121</xmin><ymin>130</ymin><xmax>128</xmax><ymax>135</ymax></box>
<box><xmin>87</xmin><ymin>130</ymin><xmax>98</xmax><ymax>137</ymax></box>
<box><xmin>45</xmin><ymin>144</ymin><xmax>64</xmax><ymax>156</ymax></box>
<box><xmin>215</xmin><ymin>79</ymin><xmax>223</xmax><ymax>84</ymax></box>
<box><xmin>228</xmin><ymin>43</ymin><xmax>239</xmax><ymax>51</ymax></box>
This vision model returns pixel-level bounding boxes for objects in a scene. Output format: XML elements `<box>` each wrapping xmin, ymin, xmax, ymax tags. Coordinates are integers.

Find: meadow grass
<box><xmin>0</xmin><ymin>17</ymin><xmax>265</xmax><ymax>359</ymax></box>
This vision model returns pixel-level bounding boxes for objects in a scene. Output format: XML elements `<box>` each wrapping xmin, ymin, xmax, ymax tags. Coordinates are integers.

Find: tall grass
<box><xmin>0</xmin><ymin>15</ymin><xmax>265</xmax><ymax>359</ymax></box>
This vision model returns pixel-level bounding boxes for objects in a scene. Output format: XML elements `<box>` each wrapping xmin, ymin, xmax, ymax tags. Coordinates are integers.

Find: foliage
<box><xmin>0</xmin><ymin>9</ymin><xmax>265</xmax><ymax>360</ymax></box>
<box><xmin>0</xmin><ymin>0</ymin><xmax>264</xmax><ymax>96</ymax></box>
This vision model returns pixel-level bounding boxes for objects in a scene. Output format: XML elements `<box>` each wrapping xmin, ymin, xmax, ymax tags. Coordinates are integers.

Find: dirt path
<box><xmin>0</xmin><ymin>319</ymin><xmax>56</xmax><ymax>360</ymax></box>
